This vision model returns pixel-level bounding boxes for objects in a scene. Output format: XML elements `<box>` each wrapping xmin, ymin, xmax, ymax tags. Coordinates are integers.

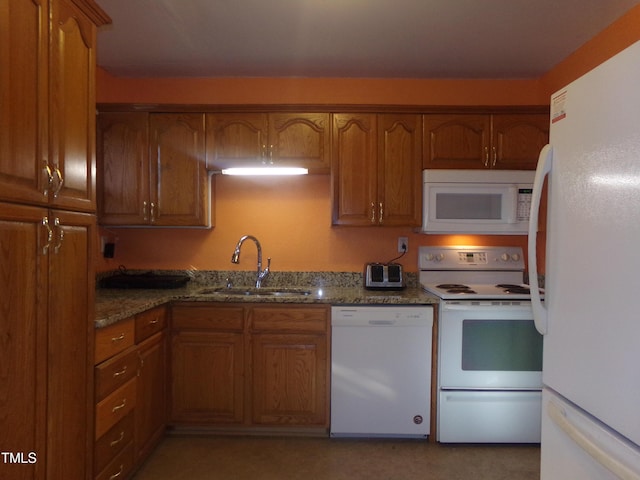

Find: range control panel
<box><xmin>418</xmin><ymin>246</ymin><xmax>525</xmax><ymax>271</ymax></box>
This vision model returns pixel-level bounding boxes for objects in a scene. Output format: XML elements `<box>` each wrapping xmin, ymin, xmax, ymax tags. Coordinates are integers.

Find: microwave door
<box><xmin>423</xmin><ymin>183</ymin><xmax>524</xmax><ymax>234</ymax></box>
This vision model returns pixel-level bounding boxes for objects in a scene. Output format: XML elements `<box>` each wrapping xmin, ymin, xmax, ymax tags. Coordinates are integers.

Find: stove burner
<box><xmin>436</xmin><ymin>284</ymin><xmax>477</xmax><ymax>294</ymax></box>
<box><xmin>437</xmin><ymin>284</ymin><xmax>469</xmax><ymax>289</ymax></box>
<box><xmin>446</xmin><ymin>288</ymin><xmax>477</xmax><ymax>294</ymax></box>
<box><xmin>496</xmin><ymin>284</ymin><xmax>532</xmax><ymax>294</ymax></box>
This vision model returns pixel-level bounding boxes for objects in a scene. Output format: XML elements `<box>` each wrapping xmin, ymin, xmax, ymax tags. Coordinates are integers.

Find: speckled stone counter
<box><xmin>95</xmin><ymin>270</ymin><xmax>439</xmax><ymax>329</ymax></box>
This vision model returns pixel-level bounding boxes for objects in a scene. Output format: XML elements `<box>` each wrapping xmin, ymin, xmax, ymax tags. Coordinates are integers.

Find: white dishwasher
<box><xmin>330</xmin><ymin>305</ymin><xmax>433</xmax><ymax>438</ymax></box>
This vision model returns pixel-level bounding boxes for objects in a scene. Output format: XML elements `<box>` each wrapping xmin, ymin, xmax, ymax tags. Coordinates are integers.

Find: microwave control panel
<box><xmin>517</xmin><ymin>188</ymin><xmax>533</xmax><ymax>221</ymax></box>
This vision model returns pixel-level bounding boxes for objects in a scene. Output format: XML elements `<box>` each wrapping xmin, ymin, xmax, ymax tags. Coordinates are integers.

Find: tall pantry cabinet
<box><xmin>0</xmin><ymin>1</ymin><xmax>110</xmax><ymax>480</ymax></box>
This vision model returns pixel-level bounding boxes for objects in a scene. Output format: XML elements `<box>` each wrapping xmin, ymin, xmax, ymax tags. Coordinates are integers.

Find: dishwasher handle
<box><xmin>368</xmin><ymin>320</ymin><xmax>396</xmax><ymax>326</ymax></box>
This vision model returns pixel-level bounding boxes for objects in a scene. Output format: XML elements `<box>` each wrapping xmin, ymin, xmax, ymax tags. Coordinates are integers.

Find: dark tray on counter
<box><xmin>100</xmin><ymin>273</ymin><xmax>191</xmax><ymax>289</ymax></box>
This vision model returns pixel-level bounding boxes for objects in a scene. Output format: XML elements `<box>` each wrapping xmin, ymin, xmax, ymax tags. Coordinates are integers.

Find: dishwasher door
<box><xmin>330</xmin><ymin>306</ymin><xmax>433</xmax><ymax>438</ymax></box>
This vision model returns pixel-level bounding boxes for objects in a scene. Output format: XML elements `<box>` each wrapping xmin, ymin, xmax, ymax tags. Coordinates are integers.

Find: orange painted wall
<box><xmin>95</xmin><ymin>5</ymin><xmax>640</xmax><ymax>275</ymax></box>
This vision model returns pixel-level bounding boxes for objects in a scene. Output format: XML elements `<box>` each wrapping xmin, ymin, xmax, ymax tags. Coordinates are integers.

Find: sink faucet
<box><xmin>231</xmin><ymin>235</ymin><xmax>271</xmax><ymax>288</ymax></box>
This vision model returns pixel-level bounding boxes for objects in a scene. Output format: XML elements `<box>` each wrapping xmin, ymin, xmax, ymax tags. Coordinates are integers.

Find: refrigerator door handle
<box><xmin>547</xmin><ymin>399</ymin><xmax>640</xmax><ymax>480</ymax></box>
<box><xmin>528</xmin><ymin>144</ymin><xmax>552</xmax><ymax>335</ymax></box>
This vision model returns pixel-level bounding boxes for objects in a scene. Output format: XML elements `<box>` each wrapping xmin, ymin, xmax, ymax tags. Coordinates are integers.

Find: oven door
<box><xmin>439</xmin><ymin>301</ymin><xmax>542</xmax><ymax>390</ymax></box>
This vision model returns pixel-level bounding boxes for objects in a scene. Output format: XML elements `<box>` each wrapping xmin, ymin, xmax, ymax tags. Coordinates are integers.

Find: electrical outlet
<box><xmin>397</xmin><ymin>236</ymin><xmax>408</xmax><ymax>253</ymax></box>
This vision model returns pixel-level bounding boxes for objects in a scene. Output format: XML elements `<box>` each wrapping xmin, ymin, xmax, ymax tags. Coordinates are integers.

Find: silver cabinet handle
<box><xmin>142</xmin><ymin>201</ymin><xmax>148</xmax><ymax>221</ymax></box>
<box><xmin>109</xmin><ymin>431</ymin><xmax>125</xmax><ymax>447</ymax></box>
<box><xmin>51</xmin><ymin>166</ymin><xmax>64</xmax><ymax>197</ymax></box>
<box><xmin>112</xmin><ymin>366</ymin><xmax>127</xmax><ymax>378</ymax></box>
<box><xmin>492</xmin><ymin>146</ymin><xmax>497</xmax><ymax>167</ymax></box>
<box><xmin>41</xmin><ymin>217</ymin><xmax>53</xmax><ymax>255</ymax></box>
<box><xmin>379</xmin><ymin>202</ymin><xmax>384</xmax><ymax>224</ymax></box>
<box><xmin>111</xmin><ymin>398</ymin><xmax>127</xmax><ymax>413</ymax></box>
<box><xmin>42</xmin><ymin>164</ymin><xmax>53</xmax><ymax>197</ymax></box>
<box><xmin>370</xmin><ymin>202</ymin><xmax>376</xmax><ymax>223</ymax></box>
<box><xmin>109</xmin><ymin>464</ymin><xmax>124</xmax><ymax>479</ymax></box>
<box><xmin>111</xmin><ymin>333</ymin><xmax>126</xmax><ymax>343</ymax></box>
<box><xmin>150</xmin><ymin>202</ymin><xmax>156</xmax><ymax>223</ymax></box>
<box><xmin>53</xmin><ymin>217</ymin><xmax>64</xmax><ymax>254</ymax></box>
<box><xmin>484</xmin><ymin>146</ymin><xmax>489</xmax><ymax>167</ymax></box>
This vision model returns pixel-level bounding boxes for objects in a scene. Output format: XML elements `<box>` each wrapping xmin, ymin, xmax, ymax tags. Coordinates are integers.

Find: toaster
<box><xmin>364</xmin><ymin>263</ymin><xmax>405</xmax><ymax>290</ymax></box>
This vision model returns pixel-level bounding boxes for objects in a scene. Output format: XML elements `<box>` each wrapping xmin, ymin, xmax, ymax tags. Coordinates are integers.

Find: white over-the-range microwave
<box><xmin>421</xmin><ymin>169</ymin><xmax>535</xmax><ymax>235</ymax></box>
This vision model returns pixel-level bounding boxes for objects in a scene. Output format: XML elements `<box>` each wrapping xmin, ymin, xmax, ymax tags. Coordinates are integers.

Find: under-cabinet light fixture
<box><xmin>220</xmin><ymin>166</ymin><xmax>308</xmax><ymax>176</ymax></box>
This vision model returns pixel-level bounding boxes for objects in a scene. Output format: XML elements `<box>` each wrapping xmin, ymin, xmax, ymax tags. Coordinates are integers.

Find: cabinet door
<box><xmin>269</xmin><ymin>113</ymin><xmax>331</xmax><ymax>173</ymax></box>
<box><xmin>171</xmin><ymin>331</ymin><xmax>244</xmax><ymax>424</ymax></box>
<box><xmin>423</xmin><ymin>114</ymin><xmax>490</xmax><ymax>169</ymax></box>
<box><xmin>0</xmin><ymin>0</ymin><xmax>49</xmax><ymax>206</ymax></box>
<box><xmin>150</xmin><ymin>113</ymin><xmax>210</xmax><ymax>226</ymax></box>
<box><xmin>251</xmin><ymin>333</ymin><xmax>327</xmax><ymax>426</ymax></box>
<box><xmin>378</xmin><ymin>114</ymin><xmax>422</xmax><ymax>226</ymax></box>
<box><xmin>332</xmin><ymin>113</ymin><xmax>378</xmax><ymax>225</ymax></box>
<box><xmin>205</xmin><ymin>113</ymin><xmax>268</xmax><ymax>170</ymax></box>
<box><xmin>0</xmin><ymin>202</ymin><xmax>48</xmax><ymax>480</ymax></box>
<box><xmin>97</xmin><ymin>112</ymin><xmax>150</xmax><ymax>225</ymax></box>
<box><xmin>49</xmin><ymin>0</ymin><xmax>97</xmax><ymax>211</ymax></box>
<box><xmin>46</xmin><ymin>209</ymin><xmax>95</xmax><ymax>480</ymax></box>
<box><xmin>136</xmin><ymin>331</ymin><xmax>166</xmax><ymax>462</ymax></box>
<box><xmin>492</xmin><ymin>114</ymin><xmax>549</xmax><ymax>170</ymax></box>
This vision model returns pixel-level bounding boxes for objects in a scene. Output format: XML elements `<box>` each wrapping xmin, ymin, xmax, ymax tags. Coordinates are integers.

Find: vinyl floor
<box><xmin>131</xmin><ymin>435</ymin><xmax>540</xmax><ymax>480</ymax></box>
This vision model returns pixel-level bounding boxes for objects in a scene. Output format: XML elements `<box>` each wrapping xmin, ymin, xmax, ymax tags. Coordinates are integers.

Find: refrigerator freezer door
<box><xmin>541</xmin><ymin>389</ymin><xmax>640</xmax><ymax>480</ymax></box>
<box><xmin>541</xmin><ymin>39</ymin><xmax>640</xmax><ymax>446</ymax></box>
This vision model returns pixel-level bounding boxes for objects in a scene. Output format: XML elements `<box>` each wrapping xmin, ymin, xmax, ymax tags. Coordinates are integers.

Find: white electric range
<box><xmin>419</xmin><ymin>246</ymin><xmax>544</xmax><ymax>443</ymax></box>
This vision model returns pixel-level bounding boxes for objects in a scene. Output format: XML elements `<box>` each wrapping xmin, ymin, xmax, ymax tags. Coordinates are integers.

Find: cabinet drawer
<box><xmin>251</xmin><ymin>306</ymin><xmax>329</xmax><ymax>333</ymax></box>
<box><xmin>94</xmin><ymin>411</ymin><xmax>134</xmax><ymax>474</ymax></box>
<box><xmin>94</xmin><ymin>441</ymin><xmax>134</xmax><ymax>480</ymax></box>
<box><xmin>95</xmin><ymin>318</ymin><xmax>135</xmax><ymax>364</ymax></box>
<box><xmin>95</xmin><ymin>377</ymin><xmax>136</xmax><ymax>440</ymax></box>
<box><xmin>135</xmin><ymin>306</ymin><xmax>166</xmax><ymax>343</ymax></box>
<box><xmin>172</xmin><ymin>304</ymin><xmax>244</xmax><ymax>331</ymax></box>
<box><xmin>95</xmin><ymin>347</ymin><xmax>139</xmax><ymax>402</ymax></box>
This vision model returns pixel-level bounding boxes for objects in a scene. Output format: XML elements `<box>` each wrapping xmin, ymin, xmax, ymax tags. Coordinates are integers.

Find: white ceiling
<box><xmin>95</xmin><ymin>0</ymin><xmax>640</xmax><ymax>79</ymax></box>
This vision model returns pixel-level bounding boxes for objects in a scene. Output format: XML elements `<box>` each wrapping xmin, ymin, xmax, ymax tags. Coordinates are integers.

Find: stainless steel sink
<box><xmin>197</xmin><ymin>286</ymin><xmax>312</xmax><ymax>297</ymax></box>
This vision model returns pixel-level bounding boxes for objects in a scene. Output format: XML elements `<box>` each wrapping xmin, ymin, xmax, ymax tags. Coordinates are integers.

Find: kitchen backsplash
<box><xmin>98</xmin><ymin>269</ymin><xmax>420</xmax><ymax>289</ymax></box>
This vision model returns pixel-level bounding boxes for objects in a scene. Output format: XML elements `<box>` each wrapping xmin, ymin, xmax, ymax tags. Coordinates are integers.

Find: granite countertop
<box><xmin>95</xmin><ymin>278</ymin><xmax>439</xmax><ymax>329</ymax></box>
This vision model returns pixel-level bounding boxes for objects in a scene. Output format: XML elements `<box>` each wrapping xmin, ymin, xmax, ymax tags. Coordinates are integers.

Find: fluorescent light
<box><xmin>221</xmin><ymin>167</ymin><xmax>308</xmax><ymax>176</ymax></box>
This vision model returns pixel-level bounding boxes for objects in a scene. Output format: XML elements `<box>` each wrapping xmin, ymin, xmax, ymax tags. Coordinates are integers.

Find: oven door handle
<box><xmin>527</xmin><ymin>144</ymin><xmax>552</xmax><ymax>335</ymax></box>
<box><xmin>442</xmin><ymin>303</ymin><xmax>534</xmax><ymax>312</ymax></box>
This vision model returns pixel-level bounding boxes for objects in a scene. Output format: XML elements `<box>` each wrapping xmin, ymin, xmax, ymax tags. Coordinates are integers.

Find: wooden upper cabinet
<box><xmin>0</xmin><ymin>0</ymin><xmax>105</xmax><ymax>211</ymax></box>
<box><xmin>206</xmin><ymin>113</ymin><xmax>330</xmax><ymax>173</ymax></box>
<box><xmin>423</xmin><ymin>114</ymin><xmax>491</xmax><ymax>169</ymax></box>
<box><xmin>97</xmin><ymin>112</ymin><xmax>150</xmax><ymax>225</ymax></box>
<box><xmin>377</xmin><ymin>114</ymin><xmax>422</xmax><ymax>226</ymax></box>
<box><xmin>0</xmin><ymin>0</ymin><xmax>49</xmax><ymax>206</ymax></box>
<box><xmin>49</xmin><ymin>0</ymin><xmax>99</xmax><ymax>211</ymax></box>
<box><xmin>97</xmin><ymin>112</ymin><xmax>211</xmax><ymax>227</ymax></box>
<box><xmin>268</xmin><ymin>113</ymin><xmax>331</xmax><ymax>173</ymax></box>
<box><xmin>150</xmin><ymin>113</ymin><xmax>210</xmax><ymax>226</ymax></box>
<box><xmin>332</xmin><ymin>113</ymin><xmax>378</xmax><ymax>225</ymax></box>
<box><xmin>206</xmin><ymin>113</ymin><xmax>268</xmax><ymax>168</ymax></box>
<box><xmin>332</xmin><ymin>113</ymin><xmax>421</xmax><ymax>226</ymax></box>
<box><xmin>492</xmin><ymin>114</ymin><xmax>549</xmax><ymax>169</ymax></box>
<box><xmin>423</xmin><ymin>113</ymin><xmax>548</xmax><ymax>170</ymax></box>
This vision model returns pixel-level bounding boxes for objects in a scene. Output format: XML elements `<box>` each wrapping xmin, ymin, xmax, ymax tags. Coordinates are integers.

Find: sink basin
<box><xmin>197</xmin><ymin>286</ymin><xmax>313</xmax><ymax>297</ymax></box>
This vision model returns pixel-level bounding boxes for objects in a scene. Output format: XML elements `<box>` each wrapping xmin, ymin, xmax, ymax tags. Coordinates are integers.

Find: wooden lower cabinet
<box><xmin>93</xmin><ymin>306</ymin><xmax>167</xmax><ymax>480</ymax></box>
<box><xmin>170</xmin><ymin>303</ymin><xmax>330</xmax><ymax>431</ymax></box>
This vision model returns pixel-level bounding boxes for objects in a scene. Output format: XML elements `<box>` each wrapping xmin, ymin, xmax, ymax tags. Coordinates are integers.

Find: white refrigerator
<box><xmin>528</xmin><ymin>40</ymin><xmax>640</xmax><ymax>479</ymax></box>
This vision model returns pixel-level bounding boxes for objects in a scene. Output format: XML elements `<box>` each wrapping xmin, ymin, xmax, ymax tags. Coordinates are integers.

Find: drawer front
<box><xmin>251</xmin><ymin>306</ymin><xmax>329</xmax><ymax>333</ymax></box>
<box><xmin>172</xmin><ymin>304</ymin><xmax>244</xmax><ymax>331</ymax></box>
<box><xmin>95</xmin><ymin>348</ymin><xmax>139</xmax><ymax>402</ymax></box>
<box><xmin>135</xmin><ymin>306</ymin><xmax>167</xmax><ymax>343</ymax></box>
<box><xmin>94</xmin><ymin>441</ymin><xmax>134</xmax><ymax>480</ymax></box>
<box><xmin>95</xmin><ymin>377</ymin><xmax>136</xmax><ymax>440</ymax></box>
<box><xmin>94</xmin><ymin>412</ymin><xmax>134</xmax><ymax>474</ymax></box>
<box><xmin>95</xmin><ymin>318</ymin><xmax>135</xmax><ymax>364</ymax></box>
